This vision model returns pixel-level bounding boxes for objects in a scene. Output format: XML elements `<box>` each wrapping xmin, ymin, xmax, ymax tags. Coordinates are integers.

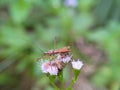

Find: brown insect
<box><xmin>37</xmin><ymin>46</ymin><xmax>70</xmax><ymax>61</ymax></box>
<box><xmin>43</xmin><ymin>46</ymin><xmax>70</xmax><ymax>56</ymax></box>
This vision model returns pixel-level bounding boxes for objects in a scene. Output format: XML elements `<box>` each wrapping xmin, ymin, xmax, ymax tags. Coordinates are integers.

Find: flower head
<box><xmin>41</xmin><ymin>61</ymin><xmax>51</xmax><ymax>73</ymax></box>
<box><xmin>71</xmin><ymin>60</ymin><xmax>83</xmax><ymax>70</ymax></box>
<box><xmin>41</xmin><ymin>61</ymin><xmax>58</xmax><ymax>75</ymax></box>
<box><xmin>52</xmin><ymin>60</ymin><xmax>65</xmax><ymax>70</ymax></box>
<box><xmin>56</xmin><ymin>54</ymin><xmax>72</xmax><ymax>63</ymax></box>
<box><xmin>47</xmin><ymin>65</ymin><xmax>58</xmax><ymax>75</ymax></box>
<box><xmin>62</xmin><ymin>55</ymin><xmax>72</xmax><ymax>63</ymax></box>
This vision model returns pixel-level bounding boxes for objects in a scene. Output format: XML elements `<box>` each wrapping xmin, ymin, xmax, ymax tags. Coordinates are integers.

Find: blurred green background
<box><xmin>0</xmin><ymin>0</ymin><xmax>120</xmax><ymax>90</ymax></box>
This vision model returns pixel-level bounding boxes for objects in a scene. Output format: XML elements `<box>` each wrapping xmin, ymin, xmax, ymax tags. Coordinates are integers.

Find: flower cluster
<box><xmin>39</xmin><ymin>53</ymin><xmax>83</xmax><ymax>75</ymax></box>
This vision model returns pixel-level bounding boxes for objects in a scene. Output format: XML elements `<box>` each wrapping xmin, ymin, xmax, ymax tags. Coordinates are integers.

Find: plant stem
<box><xmin>66</xmin><ymin>78</ymin><xmax>75</xmax><ymax>90</ymax></box>
<box><xmin>47</xmin><ymin>75</ymin><xmax>60</xmax><ymax>90</ymax></box>
<box><xmin>50</xmin><ymin>81</ymin><xmax>60</xmax><ymax>90</ymax></box>
<box><xmin>58</xmin><ymin>71</ymin><xmax>64</xmax><ymax>90</ymax></box>
<box><xmin>61</xmin><ymin>73</ymin><xmax>64</xmax><ymax>90</ymax></box>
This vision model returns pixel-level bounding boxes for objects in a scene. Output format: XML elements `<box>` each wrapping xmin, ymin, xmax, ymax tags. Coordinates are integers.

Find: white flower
<box><xmin>41</xmin><ymin>61</ymin><xmax>58</xmax><ymax>75</ymax></box>
<box><xmin>47</xmin><ymin>66</ymin><xmax>58</xmax><ymax>75</ymax></box>
<box><xmin>71</xmin><ymin>60</ymin><xmax>83</xmax><ymax>70</ymax></box>
<box><xmin>41</xmin><ymin>61</ymin><xmax>50</xmax><ymax>73</ymax></box>
<box><xmin>62</xmin><ymin>55</ymin><xmax>72</xmax><ymax>63</ymax></box>
<box><xmin>64</xmin><ymin>0</ymin><xmax>78</xmax><ymax>7</ymax></box>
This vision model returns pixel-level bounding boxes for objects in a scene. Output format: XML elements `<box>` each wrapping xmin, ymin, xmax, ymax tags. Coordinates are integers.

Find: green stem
<box><xmin>47</xmin><ymin>75</ymin><xmax>60</xmax><ymax>90</ymax></box>
<box><xmin>74</xmin><ymin>70</ymin><xmax>80</xmax><ymax>81</ymax></box>
<box><xmin>58</xmin><ymin>71</ymin><xmax>64</xmax><ymax>90</ymax></box>
<box><xmin>66</xmin><ymin>69</ymin><xmax>81</xmax><ymax>90</ymax></box>
<box><xmin>66</xmin><ymin>83</ymin><xmax>73</xmax><ymax>90</ymax></box>
<box><xmin>66</xmin><ymin>77</ymin><xmax>76</xmax><ymax>90</ymax></box>
<box><xmin>61</xmin><ymin>72</ymin><xmax>64</xmax><ymax>90</ymax></box>
<box><xmin>50</xmin><ymin>81</ymin><xmax>60</xmax><ymax>90</ymax></box>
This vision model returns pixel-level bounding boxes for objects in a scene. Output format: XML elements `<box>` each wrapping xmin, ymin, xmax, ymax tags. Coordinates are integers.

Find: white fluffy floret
<box><xmin>71</xmin><ymin>60</ymin><xmax>83</xmax><ymax>70</ymax></box>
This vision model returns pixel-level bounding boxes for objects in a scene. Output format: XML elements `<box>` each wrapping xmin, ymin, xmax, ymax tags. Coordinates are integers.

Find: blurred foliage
<box><xmin>0</xmin><ymin>0</ymin><xmax>120</xmax><ymax>90</ymax></box>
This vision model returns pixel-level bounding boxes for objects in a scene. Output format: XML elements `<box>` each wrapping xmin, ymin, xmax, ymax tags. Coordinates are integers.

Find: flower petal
<box><xmin>47</xmin><ymin>66</ymin><xmax>58</xmax><ymax>75</ymax></box>
<box><xmin>71</xmin><ymin>60</ymin><xmax>83</xmax><ymax>70</ymax></box>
